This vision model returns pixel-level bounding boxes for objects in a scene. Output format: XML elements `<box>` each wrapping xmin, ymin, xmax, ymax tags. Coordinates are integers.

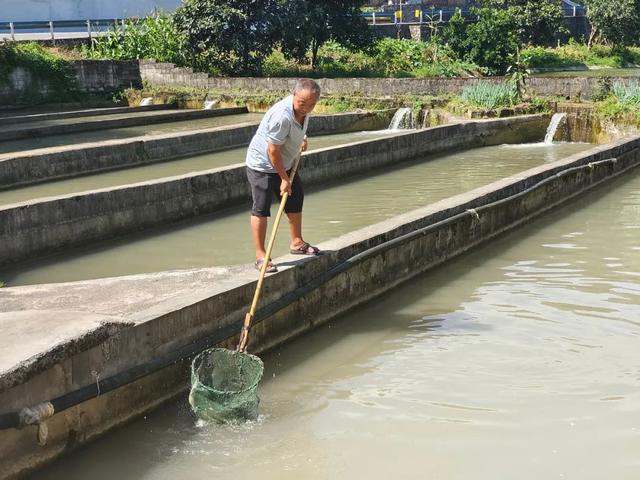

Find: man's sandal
<box><xmin>255</xmin><ymin>258</ymin><xmax>278</xmax><ymax>273</ymax></box>
<box><xmin>290</xmin><ymin>242</ymin><xmax>321</xmax><ymax>256</ymax></box>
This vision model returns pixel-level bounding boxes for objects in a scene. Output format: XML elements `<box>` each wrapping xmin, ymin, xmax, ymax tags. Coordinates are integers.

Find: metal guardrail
<box><xmin>362</xmin><ymin>4</ymin><xmax>586</xmax><ymax>25</ymax></box>
<box><xmin>0</xmin><ymin>19</ymin><xmax>123</xmax><ymax>41</ymax></box>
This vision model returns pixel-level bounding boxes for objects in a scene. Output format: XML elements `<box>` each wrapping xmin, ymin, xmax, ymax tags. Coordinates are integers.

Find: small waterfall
<box><xmin>544</xmin><ymin>113</ymin><xmax>567</xmax><ymax>143</ymax></box>
<box><xmin>203</xmin><ymin>100</ymin><xmax>218</xmax><ymax>110</ymax></box>
<box><xmin>389</xmin><ymin>107</ymin><xmax>413</xmax><ymax>130</ymax></box>
<box><xmin>139</xmin><ymin>97</ymin><xmax>153</xmax><ymax>106</ymax></box>
<box><xmin>421</xmin><ymin>109</ymin><xmax>431</xmax><ymax>129</ymax></box>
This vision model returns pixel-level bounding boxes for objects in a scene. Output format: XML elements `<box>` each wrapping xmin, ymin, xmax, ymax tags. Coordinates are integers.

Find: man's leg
<box><xmin>287</xmin><ymin>212</ymin><xmax>303</xmax><ymax>249</ymax></box>
<box><xmin>284</xmin><ymin>175</ymin><xmax>318</xmax><ymax>254</ymax></box>
<box><xmin>251</xmin><ymin>215</ymin><xmax>268</xmax><ymax>261</ymax></box>
<box><xmin>247</xmin><ymin>168</ymin><xmax>274</xmax><ymax>262</ymax></box>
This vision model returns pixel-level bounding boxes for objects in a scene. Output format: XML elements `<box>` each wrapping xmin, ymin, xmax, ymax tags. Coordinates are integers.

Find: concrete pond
<box><xmin>0</xmin><ymin>105</ymin><xmax>638</xmax><ymax>479</ymax></box>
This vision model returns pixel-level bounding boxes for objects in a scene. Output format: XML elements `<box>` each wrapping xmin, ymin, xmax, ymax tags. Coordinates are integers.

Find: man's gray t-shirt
<box><xmin>246</xmin><ymin>95</ymin><xmax>309</xmax><ymax>173</ymax></box>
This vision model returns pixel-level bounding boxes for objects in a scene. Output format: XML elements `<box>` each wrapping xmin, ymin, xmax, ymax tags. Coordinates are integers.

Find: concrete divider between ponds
<box><xmin>0</xmin><ymin>115</ymin><xmax>548</xmax><ymax>266</ymax></box>
<box><xmin>0</xmin><ymin>106</ymin><xmax>249</xmax><ymax>142</ymax></box>
<box><xmin>0</xmin><ymin>105</ymin><xmax>169</xmax><ymax>127</ymax></box>
<box><xmin>0</xmin><ymin>110</ymin><xmax>393</xmax><ymax>189</ymax></box>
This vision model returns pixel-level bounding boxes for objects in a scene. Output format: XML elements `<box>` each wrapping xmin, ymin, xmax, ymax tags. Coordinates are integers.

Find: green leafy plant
<box><xmin>81</xmin><ymin>12</ymin><xmax>188</xmax><ymax>65</ymax></box>
<box><xmin>460</xmin><ymin>82</ymin><xmax>518</xmax><ymax>110</ymax></box>
<box><xmin>507</xmin><ymin>49</ymin><xmax>530</xmax><ymax>100</ymax></box>
<box><xmin>612</xmin><ymin>80</ymin><xmax>640</xmax><ymax>107</ymax></box>
<box><xmin>465</xmin><ymin>7</ymin><xmax>520</xmax><ymax>75</ymax></box>
<box><xmin>0</xmin><ymin>42</ymin><xmax>77</xmax><ymax>100</ymax></box>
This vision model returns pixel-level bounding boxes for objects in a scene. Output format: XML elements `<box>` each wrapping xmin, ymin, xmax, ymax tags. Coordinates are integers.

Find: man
<box><xmin>245</xmin><ymin>78</ymin><xmax>322</xmax><ymax>273</ymax></box>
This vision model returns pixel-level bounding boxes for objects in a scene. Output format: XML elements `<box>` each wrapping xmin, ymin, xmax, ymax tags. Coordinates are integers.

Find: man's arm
<box><xmin>267</xmin><ymin>142</ymin><xmax>292</xmax><ymax>195</ymax></box>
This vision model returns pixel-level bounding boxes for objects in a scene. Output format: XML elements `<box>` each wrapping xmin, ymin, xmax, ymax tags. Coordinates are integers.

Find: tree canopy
<box><xmin>278</xmin><ymin>0</ymin><xmax>371</xmax><ymax>69</ymax></box>
<box><xmin>476</xmin><ymin>0</ymin><xmax>567</xmax><ymax>45</ymax></box>
<box><xmin>174</xmin><ymin>0</ymin><xmax>278</xmax><ymax>75</ymax></box>
<box><xmin>584</xmin><ymin>0</ymin><xmax>640</xmax><ymax>46</ymax></box>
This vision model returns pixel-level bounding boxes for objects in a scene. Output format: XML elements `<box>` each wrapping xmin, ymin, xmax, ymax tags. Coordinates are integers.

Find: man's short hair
<box><xmin>294</xmin><ymin>78</ymin><xmax>321</xmax><ymax>98</ymax></box>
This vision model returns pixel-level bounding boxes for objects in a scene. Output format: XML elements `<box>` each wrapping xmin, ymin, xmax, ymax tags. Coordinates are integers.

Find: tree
<box><xmin>477</xmin><ymin>0</ymin><xmax>567</xmax><ymax>45</ymax></box>
<box><xmin>465</xmin><ymin>7</ymin><xmax>520</xmax><ymax>75</ymax></box>
<box><xmin>584</xmin><ymin>0</ymin><xmax>640</xmax><ymax>46</ymax></box>
<box><xmin>174</xmin><ymin>0</ymin><xmax>278</xmax><ymax>75</ymax></box>
<box><xmin>443</xmin><ymin>8</ymin><xmax>468</xmax><ymax>59</ymax></box>
<box><xmin>278</xmin><ymin>0</ymin><xmax>372</xmax><ymax>69</ymax></box>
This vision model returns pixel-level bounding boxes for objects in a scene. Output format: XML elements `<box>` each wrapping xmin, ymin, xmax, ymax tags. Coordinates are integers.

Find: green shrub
<box><xmin>595</xmin><ymin>96</ymin><xmax>640</xmax><ymax>124</ymax></box>
<box><xmin>524</xmin><ymin>41</ymin><xmax>640</xmax><ymax>70</ymax></box>
<box><xmin>612</xmin><ymin>80</ymin><xmax>640</xmax><ymax>107</ymax></box>
<box><xmin>262</xmin><ymin>39</ymin><xmax>482</xmax><ymax>78</ymax></box>
<box><xmin>0</xmin><ymin>42</ymin><xmax>77</xmax><ymax>97</ymax></box>
<box><xmin>460</xmin><ymin>82</ymin><xmax>517</xmax><ymax>110</ymax></box>
<box><xmin>464</xmin><ymin>8</ymin><xmax>519</xmax><ymax>75</ymax></box>
<box><xmin>80</xmin><ymin>12</ymin><xmax>188</xmax><ymax>65</ymax></box>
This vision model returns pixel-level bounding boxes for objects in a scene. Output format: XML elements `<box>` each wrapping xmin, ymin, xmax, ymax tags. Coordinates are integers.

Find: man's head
<box><xmin>292</xmin><ymin>78</ymin><xmax>321</xmax><ymax>116</ymax></box>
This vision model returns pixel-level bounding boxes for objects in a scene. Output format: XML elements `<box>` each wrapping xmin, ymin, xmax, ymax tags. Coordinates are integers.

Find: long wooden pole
<box><xmin>237</xmin><ymin>147</ymin><xmax>304</xmax><ymax>353</ymax></box>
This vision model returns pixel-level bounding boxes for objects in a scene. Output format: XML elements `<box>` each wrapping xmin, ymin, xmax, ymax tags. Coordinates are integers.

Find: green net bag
<box><xmin>189</xmin><ymin>348</ymin><xmax>264</xmax><ymax>423</ymax></box>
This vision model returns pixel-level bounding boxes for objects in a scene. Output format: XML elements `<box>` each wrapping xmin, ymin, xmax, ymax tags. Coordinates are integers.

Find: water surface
<box><xmin>0</xmin><ymin>113</ymin><xmax>264</xmax><ymax>155</ymax></box>
<box><xmin>32</xmin><ymin>155</ymin><xmax>640</xmax><ymax>480</ymax></box>
<box><xmin>0</xmin><ymin>131</ymin><xmax>399</xmax><ymax>206</ymax></box>
<box><xmin>0</xmin><ymin>142</ymin><xmax>592</xmax><ymax>286</ymax></box>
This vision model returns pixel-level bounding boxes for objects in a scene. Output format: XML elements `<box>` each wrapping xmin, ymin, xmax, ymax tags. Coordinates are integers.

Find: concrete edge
<box><xmin>0</xmin><ymin>106</ymin><xmax>249</xmax><ymax>142</ymax></box>
<box><xmin>0</xmin><ymin>105</ymin><xmax>169</xmax><ymax>127</ymax></box>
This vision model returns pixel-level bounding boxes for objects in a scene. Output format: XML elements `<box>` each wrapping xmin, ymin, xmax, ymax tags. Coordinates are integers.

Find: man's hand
<box><xmin>280</xmin><ymin>178</ymin><xmax>292</xmax><ymax>196</ymax></box>
<box><xmin>301</xmin><ymin>136</ymin><xmax>308</xmax><ymax>152</ymax></box>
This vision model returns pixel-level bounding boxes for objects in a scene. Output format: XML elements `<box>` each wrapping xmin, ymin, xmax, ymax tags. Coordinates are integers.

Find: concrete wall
<box><xmin>0</xmin><ymin>106</ymin><xmax>247</xmax><ymax>142</ymax></box>
<box><xmin>1</xmin><ymin>135</ymin><xmax>638</xmax><ymax>479</ymax></box>
<box><xmin>0</xmin><ymin>67</ymin><xmax>54</xmax><ymax>103</ymax></box>
<box><xmin>0</xmin><ymin>105</ymin><xmax>167</xmax><ymax>127</ymax></box>
<box><xmin>0</xmin><ymin>61</ymin><xmax>141</xmax><ymax>105</ymax></box>
<box><xmin>0</xmin><ymin>0</ymin><xmax>180</xmax><ymax>22</ymax></box>
<box><xmin>0</xmin><ymin>116</ymin><xmax>548</xmax><ymax>266</ymax></box>
<box><xmin>0</xmin><ymin>110</ymin><xmax>393</xmax><ymax>189</ymax></box>
<box><xmin>73</xmin><ymin>60</ymin><xmax>142</xmax><ymax>93</ymax></box>
<box><xmin>141</xmin><ymin>60</ymin><xmax>635</xmax><ymax>102</ymax></box>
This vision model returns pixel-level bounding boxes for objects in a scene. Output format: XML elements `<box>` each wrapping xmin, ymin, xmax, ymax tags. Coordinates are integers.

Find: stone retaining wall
<box><xmin>0</xmin><ymin>60</ymin><xmax>141</xmax><ymax>105</ymax></box>
<box><xmin>140</xmin><ymin>60</ymin><xmax>628</xmax><ymax>101</ymax></box>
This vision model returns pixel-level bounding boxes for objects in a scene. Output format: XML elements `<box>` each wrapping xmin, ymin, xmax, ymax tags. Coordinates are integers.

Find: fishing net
<box><xmin>189</xmin><ymin>348</ymin><xmax>264</xmax><ymax>423</ymax></box>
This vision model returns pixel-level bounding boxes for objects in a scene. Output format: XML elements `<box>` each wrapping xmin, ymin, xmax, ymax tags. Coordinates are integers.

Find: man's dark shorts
<box><xmin>246</xmin><ymin>167</ymin><xmax>304</xmax><ymax>217</ymax></box>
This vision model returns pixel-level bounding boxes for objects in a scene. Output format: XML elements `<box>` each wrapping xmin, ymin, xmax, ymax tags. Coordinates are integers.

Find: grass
<box><xmin>612</xmin><ymin>80</ymin><xmax>640</xmax><ymax>107</ymax></box>
<box><xmin>460</xmin><ymin>82</ymin><xmax>517</xmax><ymax>110</ymax></box>
<box><xmin>524</xmin><ymin>41</ymin><xmax>640</xmax><ymax>71</ymax></box>
<box><xmin>594</xmin><ymin>81</ymin><xmax>640</xmax><ymax>125</ymax></box>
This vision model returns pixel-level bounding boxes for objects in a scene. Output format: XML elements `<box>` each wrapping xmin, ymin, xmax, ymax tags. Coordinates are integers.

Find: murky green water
<box><xmin>0</xmin><ymin>131</ymin><xmax>398</xmax><ymax>206</ymax></box>
<box><xmin>0</xmin><ymin>142</ymin><xmax>592</xmax><ymax>286</ymax></box>
<box><xmin>0</xmin><ymin>113</ymin><xmax>264</xmax><ymax>155</ymax></box>
<box><xmin>32</xmin><ymin>155</ymin><xmax>640</xmax><ymax>480</ymax></box>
